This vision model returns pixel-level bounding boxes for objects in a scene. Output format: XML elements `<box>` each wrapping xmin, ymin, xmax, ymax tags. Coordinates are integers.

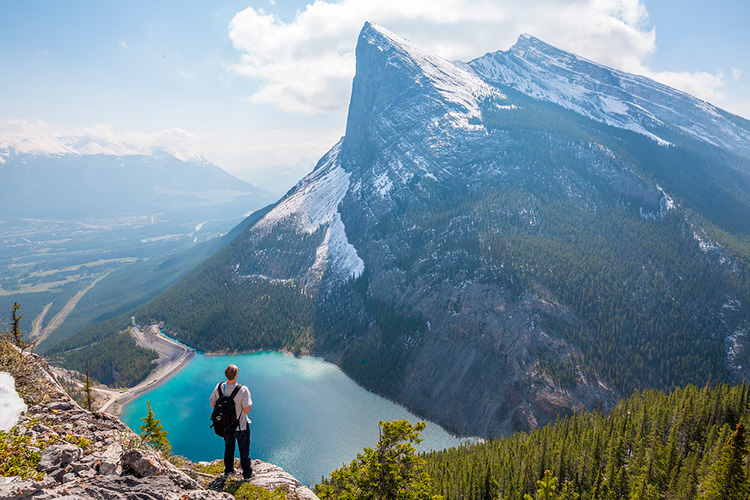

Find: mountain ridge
<box><xmin>470</xmin><ymin>32</ymin><xmax>750</xmax><ymax>159</ymax></box>
<box><xmin>55</xmin><ymin>22</ymin><xmax>750</xmax><ymax>438</ymax></box>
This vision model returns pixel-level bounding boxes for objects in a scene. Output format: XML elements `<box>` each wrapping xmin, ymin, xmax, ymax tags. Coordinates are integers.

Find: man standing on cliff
<box><xmin>210</xmin><ymin>364</ymin><xmax>253</xmax><ymax>479</ymax></box>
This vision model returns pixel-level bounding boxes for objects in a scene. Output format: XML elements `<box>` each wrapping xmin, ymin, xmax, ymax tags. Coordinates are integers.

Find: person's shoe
<box><xmin>242</xmin><ymin>470</ymin><xmax>254</xmax><ymax>481</ymax></box>
<box><xmin>222</xmin><ymin>470</ymin><xmax>235</xmax><ymax>478</ymax></box>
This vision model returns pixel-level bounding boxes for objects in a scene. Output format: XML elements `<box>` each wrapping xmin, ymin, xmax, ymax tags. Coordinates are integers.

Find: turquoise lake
<box><xmin>121</xmin><ymin>351</ymin><xmax>465</xmax><ymax>486</ymax></box>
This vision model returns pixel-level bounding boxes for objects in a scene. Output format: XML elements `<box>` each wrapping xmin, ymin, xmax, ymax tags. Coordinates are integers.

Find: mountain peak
<box><xmin>345</xmin><ymin>22</ymin><xmax>498</xmax><ymax>148</ymax></box>
<box><xmin>470</xmin><ymin>34</ymin><xmax>750</xmax><ymax>156</ymax></box>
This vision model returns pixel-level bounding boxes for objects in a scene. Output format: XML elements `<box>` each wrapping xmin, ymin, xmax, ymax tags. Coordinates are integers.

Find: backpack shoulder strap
<box><xmin>216</xmin><ymin>383</ymin><xmax>224</xmax><ymax>398</ymax></box>
<box><xmin>228</xmin><ymin>384</ymin><xmax>241</xmax><ymax>400</ymax></box>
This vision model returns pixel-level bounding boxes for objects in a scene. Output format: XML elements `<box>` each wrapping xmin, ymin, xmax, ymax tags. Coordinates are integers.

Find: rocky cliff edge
<box><xmin>0</xmin><ymin>340</ymin><xmax>319</xmax><ymax>500</ymax></box>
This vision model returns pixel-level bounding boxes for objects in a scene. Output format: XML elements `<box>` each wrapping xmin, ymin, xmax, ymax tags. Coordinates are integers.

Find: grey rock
<box><xmin>249</xmin><ymin>460</ymin><xmax>320</xmax><ymax>500</ymax></box>
<box><xmin>37</xmin><ymin>444</ymin><xmax>82</xmax><ymax>472</ymax></box>
<box><xmin>48</xmin><ymin>401</ymin><xmax>75</xmax><ymax>411</ymax></box>
<box><xmin>50</xmin><ymin>468</ymin><xmax>67</xmax><ymax>482</ymax></box>
<box><xmin>0</xmin><ymin>480</ymin><xmax>37</xmax><ymax>500</ymax></box>
<box><xmin>99</xmin><ymin>461</ymin><xmax>119</xmax><ymax>476</ymax></box>
<box><xmin>71</xmin><ymin>461</ymin><xmax>91</xmax><ymax>474</ymax></box>
<box><xmin>78</xmin><ymin>469</ymin><xmax>96</xmax><ymax>479</ymax></box>
<box><xmin>121</xmin><ymin>448</ymin><xmax>166</xmax><ymax>477</ymax></box>
<box><xmin>90</xmin><ymin>441</ymin><xmax>123</xmax><ymax>475</ymax></box>
<box><xmin>62</xmin><ymin>472</ymin><xmax>77</xmax><ymax>483</ymax></box>
<box><xmin>32</xmin><ymin>474</ymin><xmax>233</xmax><ymax>500</ymax></box>
<box><xmin>167</xmin><ymin>469</ymin><xmax>201</xmax><ymax>490</ymax></box>
<box><xmin>0</xmin><ymin>476</ymin><xmax>55</xmax><ymax>500</ymax></box>
<box><xmin>32</xmin><ymin>423</ymin><xmax>54</xmax><ymax>434</ymax></box>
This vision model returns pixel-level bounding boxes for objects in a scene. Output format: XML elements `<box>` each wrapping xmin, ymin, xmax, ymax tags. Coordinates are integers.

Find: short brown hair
<box><xmin>225</xmin><ymin>364</ymin><xmax>239</xmax><ymax>380</ymax></box>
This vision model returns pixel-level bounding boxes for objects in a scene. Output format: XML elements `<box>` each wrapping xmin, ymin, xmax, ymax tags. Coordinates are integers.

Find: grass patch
<box><xmin>0</xmin><ymin>431</ymin><xmax>44</xmax><ymax>481</ymax></box>
<box><xmin>226</xmin><ymin>481</ymin><xmax>289</xmax><ymax>500</ymax></box>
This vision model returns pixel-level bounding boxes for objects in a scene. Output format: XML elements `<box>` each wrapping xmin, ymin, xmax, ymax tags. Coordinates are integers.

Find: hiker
<box><xmin>210</xmin><ymin>364</ymin><xmax>253</xmax><ymax>479</ymax></box>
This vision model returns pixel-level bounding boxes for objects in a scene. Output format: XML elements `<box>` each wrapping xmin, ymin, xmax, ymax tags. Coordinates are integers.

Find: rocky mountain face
<box><xmin>71</xmin><ymin>23</ymin><xmax>750</xmax><ymax>438</ymax></box>
<box><xmin>0</xmin><ymin>343</ymin><xmax>318</xmax><ymax>500</ymax></box>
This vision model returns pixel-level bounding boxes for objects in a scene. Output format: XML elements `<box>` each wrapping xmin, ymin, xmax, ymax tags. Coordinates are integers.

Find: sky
<box><xmin>1</xmin><ymin>0</ymin><xmax>748</xmax><ymax>193</ymax></box>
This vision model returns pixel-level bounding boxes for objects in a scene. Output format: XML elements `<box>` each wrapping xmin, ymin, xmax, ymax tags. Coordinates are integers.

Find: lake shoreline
<box><xmin>114</xmin><ymin>324</ymin><xmax>472</xmax><ymax>442</ymax></box>
<box><xmin>96</xmin><ymin>324</ymin><xmax>196</xmax><ymax>416</ymax></box>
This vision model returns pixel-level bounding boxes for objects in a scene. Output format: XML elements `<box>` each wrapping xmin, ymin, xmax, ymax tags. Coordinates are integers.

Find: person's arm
<box><xmin>209</xmin><ymin>383</ymin><xmax>219</xmax><ymax>407</ymax></box>
<box><xmin>242</xmin><ymin>389</ymin><xmax>252</xmax><ymax>414</ymax></box>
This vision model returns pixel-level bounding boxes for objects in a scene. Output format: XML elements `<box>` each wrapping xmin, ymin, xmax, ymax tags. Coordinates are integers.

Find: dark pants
<box><xmin>223</xmin><ymin>427</ymin><xmax>252</xmax><ymax>478</ymax></box>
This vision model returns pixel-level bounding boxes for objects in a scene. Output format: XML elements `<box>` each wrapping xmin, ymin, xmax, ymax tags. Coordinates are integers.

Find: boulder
<box><xmin>37</xmin><ymin>444</ymin><xmax>82</xmax><ymax>472</ymax></box>
<box><xmin>48</xmin><ymin>401</ymin><xmax>75</xmax><ymax>411</ymax></box>
<box><xmin>121</xmin><ymin>448</ymin><xmax>167</xmax><ymax>477</ymax></box>
<box><xmin>249</xmin><ymin>460</ymin><xmax>320</xmax><ymax>500</ymax></box>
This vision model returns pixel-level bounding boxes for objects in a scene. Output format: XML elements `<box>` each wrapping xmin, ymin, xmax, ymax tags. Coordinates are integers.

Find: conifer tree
<box><xmin>316</xmin><ymin>420</ymin><xmax>439</xmax><ymax>500</ymax></box>
<box><xmin>698</xmin><ymin>422</ymin><xmax>750</xmax><ymax>500</ymax></box>
<box><xmin>524</xmin><ymin>470</ymin><xmax>559</xmax><ymax>500</ymax></box>
<box><xmin>140</xmin><ymin>401</ymin><xmax>171</xmax><ymax>452</ymax></box>
<box><xmin>84</xmin><ymin>360</ymin><xmax>93</xmax><ymax>410</ymax></box>
<box><xmin>8</xmin><ymin>302</ymin><xmax>33</xmax><ymax>351</ymax></box>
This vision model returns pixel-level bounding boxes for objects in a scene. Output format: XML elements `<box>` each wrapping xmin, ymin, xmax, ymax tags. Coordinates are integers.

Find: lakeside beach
<box><xmin>96</xmin><ymin>324</ymin><xmax>195</xmax><ymax>415</ymax></box>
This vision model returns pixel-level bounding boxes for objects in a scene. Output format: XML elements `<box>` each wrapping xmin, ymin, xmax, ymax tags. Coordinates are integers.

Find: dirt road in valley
<box><xmin>96</xmin><ymin>324</ymin><xmax>195</xmax><ymax>416</ymax></box>
<box><xmin>34</xmin><ymin>272</ymin><xmax>112</xmax><ymax>344</ymax></box>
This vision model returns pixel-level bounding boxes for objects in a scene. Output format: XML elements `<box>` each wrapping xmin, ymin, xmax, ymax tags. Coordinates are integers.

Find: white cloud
<box><xmin>0</xmin><ymin>118</ymin><xmax>205</xmax><ymax>160</ymax></box>
<box><xmin>0</xmin><ymin>118</ymin><xmax>342</xmax><ymax>181</ymax></box>
<box><xmin>228</xmin><ymin>0</ymin><xmax>727</xmax><ymax>114</ymax></box>
<box><xmin>733</xmin><ymin>68</ymin><xmax>742</xmax><ymax>81</ymax></box>
<box><xmin>644</xmin><ymin>70</ymin><xmax>725</xmax><ymax>103</ymax></box>
<box><xmin>118</xmin><ymin>40</ymin><xmax>128</xmax><ymax>49</ymax></box>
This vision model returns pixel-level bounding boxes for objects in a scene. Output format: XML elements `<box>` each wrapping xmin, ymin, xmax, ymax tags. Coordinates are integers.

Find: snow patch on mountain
<box><xmin>255</xmin><ymin>139</ymin><xmax>365</xmax><ymax>280</ymax></box>
<box><xmin>374</xmin><ymin>171</ymin><xmax>393</xmax><ymax>198</ymax></box>
<box><xmin>311</xmin><ymin>212</ymin><xmax>365</xmax><ymax>282</ymax></box>
<box><xmin>0</xmin><ymin>372</ymin><xmax>26</xmax><ymax>431</ymax></box>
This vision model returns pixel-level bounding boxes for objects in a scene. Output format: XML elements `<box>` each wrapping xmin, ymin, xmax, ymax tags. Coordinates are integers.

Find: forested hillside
<box><xmin>421</xmin><ymin>382</ymin><xmax>750</xmax><ymax>499</ymax></box>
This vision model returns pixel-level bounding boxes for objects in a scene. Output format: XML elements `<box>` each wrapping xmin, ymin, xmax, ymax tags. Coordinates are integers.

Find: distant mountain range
<box><xmin>55</xmin><ymin>23</ymin><xmax>750</xmax><ymax>438</ymax></box>
<box><xmin>1</xmin><ymin>138</ymin><xmax>276</xmax><ymax>356</ymax></box>
<box><xmin>0</xmin><ymin>143</ymin><xmax>266</xmax><ymax>219</ymax></box>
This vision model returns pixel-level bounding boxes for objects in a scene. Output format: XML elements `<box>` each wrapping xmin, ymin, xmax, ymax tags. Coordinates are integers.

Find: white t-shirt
<box><xmin>210</xmin><ymin>382</ymin><xmax>253</xmax><ymax>431</ymax></box>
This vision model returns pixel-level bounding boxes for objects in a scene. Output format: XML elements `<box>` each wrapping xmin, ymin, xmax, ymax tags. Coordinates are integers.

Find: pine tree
<box><xmin>84</xmin><ymin>360</ymin><xmax>93</xmax><ymax>411</ymax></box>
<box><xmin>8</xmin><ymin>302</ymin><xmax>33</xmax><ymax>351</ymax></box>
<box><xmin>524</xmin><ymin>470</ymin><xmax>559</xmax><ymax>500</ymax></box>
<box><xmin>316</xmin><ymin>420</ymin><xmax>439</xmax><ymax>500</ymax></box>
<box><xmin>140</xmin><ymin>401</ymin><xmax>171</xmax><ymax>452</ymax></box>
<box><xmin>698</xmin><ymin>422</ymin><xmax>750</xmax><ymax>500</ymax></box>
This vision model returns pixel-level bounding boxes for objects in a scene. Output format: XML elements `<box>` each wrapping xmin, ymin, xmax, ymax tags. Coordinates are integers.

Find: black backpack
<box><xmin>210</xmin><ymin>383</ymin><xmax>241</xmax><ymax>438</ymax></box>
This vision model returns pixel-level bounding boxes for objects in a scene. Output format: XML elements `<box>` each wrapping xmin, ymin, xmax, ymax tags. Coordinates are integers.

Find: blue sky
<box><xmin>1</xmin><ymin>0</ymin><xmax>748</xmax><ymax>192</ymax></box>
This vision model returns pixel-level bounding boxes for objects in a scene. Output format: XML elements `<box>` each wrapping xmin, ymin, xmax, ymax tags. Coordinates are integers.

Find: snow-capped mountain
<box><xmin>0</xmin><ymin>145</ymin><xmax>268</xmax><ymax>219</ymax></box>
<box><xmin>80</xmin><ymin>23</ymin><xmax>750</xmax><ymax>438</ymax></box>
<box><xmin>470</xmin><ymin>34</ymin><xmax>750</xmax><ymax>158</ymax></box>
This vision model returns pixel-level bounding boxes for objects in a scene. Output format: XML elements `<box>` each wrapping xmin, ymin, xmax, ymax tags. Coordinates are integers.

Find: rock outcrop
<box><xmin>0</xmin><ymin>344</ymin><xmax>318</xmax><ymax>500</ymax></box>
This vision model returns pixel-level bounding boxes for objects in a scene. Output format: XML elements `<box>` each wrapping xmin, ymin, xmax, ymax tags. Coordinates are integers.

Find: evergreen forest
<box><xmin>419</xmin><ymin>382</ymin><xmax>750</xmax><ymax>499</ymax></box>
